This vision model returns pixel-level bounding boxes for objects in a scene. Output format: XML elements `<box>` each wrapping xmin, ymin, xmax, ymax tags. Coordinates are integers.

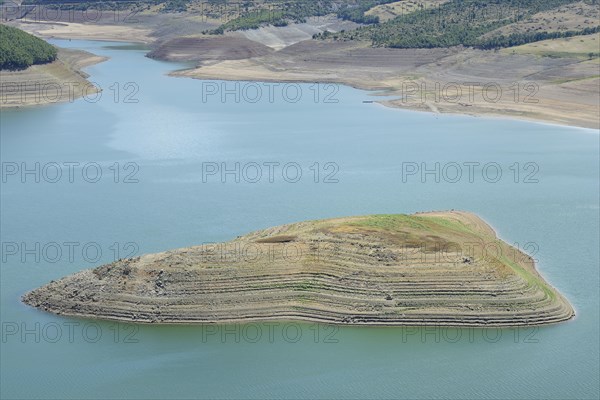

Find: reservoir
<box><xmin>1</xmin><ymin>40</ymin><xmax>598</xmax><ymax>399</ymax></box>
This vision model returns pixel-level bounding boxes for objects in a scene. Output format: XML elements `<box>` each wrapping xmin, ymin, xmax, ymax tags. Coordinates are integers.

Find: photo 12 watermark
<box><xmin>198</xmin><ymin>322</ymin><xmax>340</xmax><ymax>344</ymax></box>
<box><xmin>1</xmin><ymin>2</ymin><xmax>146</xmax><ymax>24</ymax></box>
<box><xmin>399</xmin><ymin>81</ymin><xmax>540</xmax><ymax>106</ymax></box>
<box><xmin>401</xmin><ymin>162</ymin><xmax>540</xmax><ymax>184</ymax></box>
<box><xmin>200</xmin><ymin>161</ymin><xmax>340</xmax><ymax>184</ymax></box>
<box><xmin>1</xmin><ymin>162</ymin><xmax>140</xmax><ymax>184</ymax></box>
<box><xmin>0</xmin><ymin>1</ymin><xmax>316</xmax><ymax>25</ymax></box>
<box><xmin>1</xmin><ymin>241</ymin><xmax>140</xmax><ymax>264</ymax></box>
<box><xmin>200</xmin><ymin>82</ymin><xmax>340</xmax><ymax>104</ymax></box>
<box><xmin>192</xmin><ymin>239</ymin><xmax>540</xmax><ymax>266</ymax></box>
<box><xmin>397</xmin><ymin>325</ymin><xmax>541</xmax><ymax>344</ymax></box>
<box><xmin>1</xmin><ymin>321</ymin><xmax>140</xmax><ymax>344</ymax></box>
<box><xmin>0</xmin><ymin>81</ymin><xmax>140</xmax><ymax>107</ymax></box>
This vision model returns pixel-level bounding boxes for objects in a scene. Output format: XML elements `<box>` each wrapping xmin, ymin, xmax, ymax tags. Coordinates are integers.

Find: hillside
<box><xmin>317</xmin><ymin>0</ymin><xmax>600</xmax><ymax>49</ymax></box>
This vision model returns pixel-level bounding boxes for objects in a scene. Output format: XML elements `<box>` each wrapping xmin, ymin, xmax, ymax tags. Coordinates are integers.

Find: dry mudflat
<box><xmin>24</xmin><ymin>211</ymin><xmax>575</xmax><ymax>327</ymax></box>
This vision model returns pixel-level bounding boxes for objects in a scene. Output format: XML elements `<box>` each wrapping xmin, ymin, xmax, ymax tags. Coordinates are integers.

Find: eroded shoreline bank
<box><xmin>0</xmin><ymin>47</ymin><xmax>107</xmax><ymax>109</ymax></box>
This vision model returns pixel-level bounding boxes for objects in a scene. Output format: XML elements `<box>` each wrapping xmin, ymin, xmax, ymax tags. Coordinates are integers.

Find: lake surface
<box><xmin>1</xmin><ymin>40</ymin><xmax>598</xmax><ymax>399</ymax></box>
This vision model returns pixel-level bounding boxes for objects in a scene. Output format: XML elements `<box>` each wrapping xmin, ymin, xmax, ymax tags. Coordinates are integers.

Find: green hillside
<box><xmin>317</xmin><ymin>0</ymin><xmax>600</xmax><ymax>49</ymax></box>
<box><xmin>0</xmin><ymin>25</ymin><xmax>57</xmax><ymax>70</ymax></box>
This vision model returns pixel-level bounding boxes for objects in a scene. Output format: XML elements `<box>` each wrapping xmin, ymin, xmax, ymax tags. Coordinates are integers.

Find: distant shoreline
<box><xmin>4</xmin><ymin>20</ymin><xmax>599</xmax><ymax>130</ymax></box>
<box><xmin>169</xmin><ymin>53</ymin><xmax>600</xmax><ymax>130</ymax></box>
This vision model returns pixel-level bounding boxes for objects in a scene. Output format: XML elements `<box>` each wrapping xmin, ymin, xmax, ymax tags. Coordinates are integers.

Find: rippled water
<box><xmin>1</xmin><ymin>40</ymin><xmax>598</xmax><ymax>399</ymax></box>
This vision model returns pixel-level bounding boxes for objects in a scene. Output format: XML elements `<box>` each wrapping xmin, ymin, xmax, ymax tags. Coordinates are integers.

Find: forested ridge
<box><xmin>317</xmin><ymin>0</ymin><xmax>600</xmax><ymax>49</ymax></box>
<box><xmin>0</xmin><ymin>25</ymin><xmax>57</xmax><ymax>70</ymax></box>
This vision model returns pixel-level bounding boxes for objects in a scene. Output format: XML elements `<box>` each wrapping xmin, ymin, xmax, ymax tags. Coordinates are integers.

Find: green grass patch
<box><xmin>422</xmin><ymin>216</ymin><xmax>478</xmax><ymax>236</ymax></box>
<box><xmin>350</xmin><ymin>214</ymin><xmax>432</xmax><ymax>231</ymax></box>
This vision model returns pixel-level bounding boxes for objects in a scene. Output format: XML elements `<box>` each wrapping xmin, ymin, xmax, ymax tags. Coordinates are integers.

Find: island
<box><xmin>23</xmin><ymin>211</ymin><xmax>575</xmax><ymax>326</ymax></box>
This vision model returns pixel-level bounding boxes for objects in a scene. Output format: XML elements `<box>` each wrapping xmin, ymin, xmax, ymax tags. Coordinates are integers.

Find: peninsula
<box><xmin>23</xmin><ymin>211</ymin><xmax>575</xmax><ymax>327</ymax></box>
<box><xmin>0</xmin><ymin>26</ymin><xmax>106</xmax><ymax>108</ymax></box>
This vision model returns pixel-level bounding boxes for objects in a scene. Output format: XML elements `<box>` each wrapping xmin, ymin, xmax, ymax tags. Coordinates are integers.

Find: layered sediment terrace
<box><xmin>23</xmin><ymin>211</ymin><xmax>575</xmax><ymax>327</ymax></box>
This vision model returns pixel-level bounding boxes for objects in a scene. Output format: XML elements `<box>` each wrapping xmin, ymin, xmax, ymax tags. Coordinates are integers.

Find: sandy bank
<box><xmin>9</xmin><ymin>19</ymin><xmax>155</xmax><ymax>44</ymax></box>
<box><xmin>23</xmin><ymin>211</ymin><xmax>575</xmax><ymax>327</ymax></box>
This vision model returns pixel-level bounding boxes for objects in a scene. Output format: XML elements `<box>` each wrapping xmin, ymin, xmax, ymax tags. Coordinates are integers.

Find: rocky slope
<box><xmin>23</xmin><ymin>211</ymin><xmax>575</xmax><ymax>327</ymax></box>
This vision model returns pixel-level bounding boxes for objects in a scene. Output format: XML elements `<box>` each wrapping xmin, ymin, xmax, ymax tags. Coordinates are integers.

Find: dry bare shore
<box><xmin>24</xmin><ymin>211</ymin><xmax>575</xmax><ymax>327</ymax></box>
<box><xmin>170</xmin><ymin>39</ymin><xmax>600</xmax><ymax>129</ymax></box>
<box><xmin>0</xmin><ymin>47</ymin><xmax>107</xmax><ymax>108</ymax></box>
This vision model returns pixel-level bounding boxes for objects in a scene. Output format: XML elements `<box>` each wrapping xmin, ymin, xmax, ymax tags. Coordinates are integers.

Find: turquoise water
<box><xmin>1</xmin><ymin>40</ymin><xmax>598</xmax><ymax>399</ymax></box>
